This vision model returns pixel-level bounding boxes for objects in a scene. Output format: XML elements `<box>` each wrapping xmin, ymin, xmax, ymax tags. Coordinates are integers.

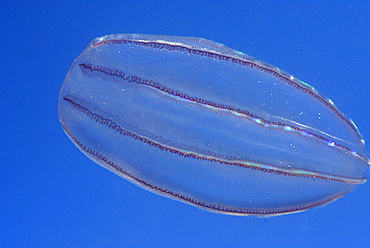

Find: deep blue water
<box><xmin>2</xmin><ymin>1</ymin><xmax>369</xmax><ymax>247</ymax></box>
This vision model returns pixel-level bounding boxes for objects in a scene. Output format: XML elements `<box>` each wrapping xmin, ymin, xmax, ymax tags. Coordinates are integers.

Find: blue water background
<box><xmin>1</xmin><ymin>1</ymin><xmax>369</xmax><ymax>247</ymax></box>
